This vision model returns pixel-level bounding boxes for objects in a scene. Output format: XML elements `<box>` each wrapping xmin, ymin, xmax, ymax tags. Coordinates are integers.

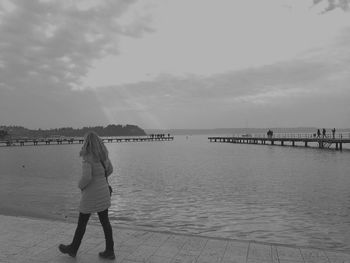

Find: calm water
<box><xmin>1</xmin><ymin>135</ymin><xmax>350</xmax><ymax>251</ymax></box>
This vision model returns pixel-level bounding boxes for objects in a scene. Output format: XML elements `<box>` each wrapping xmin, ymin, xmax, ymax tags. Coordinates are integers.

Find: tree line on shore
<box><xmin>0</xmin><ymin>124</ymin><xmax>146</xmax><ymax>139</ymax></box>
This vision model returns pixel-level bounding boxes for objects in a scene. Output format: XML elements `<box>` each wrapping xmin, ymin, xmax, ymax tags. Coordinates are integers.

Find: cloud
<box><xmin>0</xmin><ymin>0</ymin><xmax>152</xmax><ymax>92</ymax></box>
<box><xmin>95</xmin><ymin>57</ymin><xmax>344</xmax><ymax>107</ymax></box>
<box><xmin>314</xmin><ymin>0</ymin><xmax>350</xmax><ymax>12</ymax></box>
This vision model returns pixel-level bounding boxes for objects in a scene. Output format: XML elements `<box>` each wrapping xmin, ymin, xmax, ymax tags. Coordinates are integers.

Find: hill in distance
<box><xmin>0</xmin><ymin>124</ymin><xmax>146</xmax><ymax>139</ymax></box>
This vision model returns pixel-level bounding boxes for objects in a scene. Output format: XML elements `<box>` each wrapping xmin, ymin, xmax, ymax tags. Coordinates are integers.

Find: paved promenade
<box><xmin>1</xmin><ymin>215</ymin><xmax>350</xmax><ymax>263</ymax></box>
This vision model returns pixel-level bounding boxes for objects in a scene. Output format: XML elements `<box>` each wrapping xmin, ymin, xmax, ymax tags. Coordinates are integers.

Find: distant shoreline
<box><xmin>0</xmin><ymin>124</ymin><xmax>147</xmax><ymax>139</ymax></box>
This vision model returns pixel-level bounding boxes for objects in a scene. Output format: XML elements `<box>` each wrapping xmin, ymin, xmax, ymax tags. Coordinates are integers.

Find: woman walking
<box><xmin>58</xmin><ymin>131</ymin><xmax>115</xmax><ymax>259</ymax></box>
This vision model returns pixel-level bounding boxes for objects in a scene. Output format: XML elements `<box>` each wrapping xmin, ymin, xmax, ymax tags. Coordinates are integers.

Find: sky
<box><xmin>0</xmin><ymin>0</ymin><xmax>350</xmax><ymax>130</ymax></box>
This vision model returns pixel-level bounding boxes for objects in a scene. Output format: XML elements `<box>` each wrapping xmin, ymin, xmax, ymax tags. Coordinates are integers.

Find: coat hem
<box><xmin>78</xmin><ymin>204</ymin><xmax>111</xmax><ymax>214</ymax></box>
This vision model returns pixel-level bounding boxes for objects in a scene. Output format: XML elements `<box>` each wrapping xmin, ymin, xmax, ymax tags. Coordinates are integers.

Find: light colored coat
<box><xmin>78</xmin><ymin>157</ymin><xmax>113</xmax><ymax>214</ymax></box>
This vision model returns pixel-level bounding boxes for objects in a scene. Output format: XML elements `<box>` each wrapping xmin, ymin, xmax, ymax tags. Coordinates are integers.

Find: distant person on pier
<box><xmin>317</xmin><ymin>129</ymin><xmax>321</xmax><ymax>138</ymax></box>
<box><xmin>267</xmin><ymin>129</ymin><xmax>273</xmax><ymax>138</ymax></box>
<box><xmin>322</xmin><ymin>128</ymin><xmax>326</xmax><ymax>138</ymax></box>
<box><xmin>332</xmin><ymin>128</ymin><xmax>336</xmax><ymax>138</ymax></box>
<box><xmin>59</xmin><ymin>131</ymin><xmax>115</xmax><ymax>259</ymax></box>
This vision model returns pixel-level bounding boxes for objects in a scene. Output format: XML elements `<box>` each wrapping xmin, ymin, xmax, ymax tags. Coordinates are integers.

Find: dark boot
<box><xmin>61</xmin><ymin>212</ymin><xmax>91</xmax><ymax>257</ymax></box>
<box><xmin>99</xmin><ymin>250</ymin><xmax>116</xmax><ymax>260</ymax></box>
<box><xmin>58</xmin><ymin>244</ymin><xmax>77</xmax><ymax>258</ymax></box>
<box><xmin>69</xmin><ymin>226</ymin><xmax>86</xmax><ymax>255</ymax></box>
<box><xmin>97</xmin><ymin>210</ymin><xmax>115</xmax><ymax>259</ymax></box>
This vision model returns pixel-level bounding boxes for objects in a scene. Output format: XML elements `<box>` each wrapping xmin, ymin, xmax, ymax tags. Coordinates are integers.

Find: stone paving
<box><xmin>1</xmin><ymin>215</ymin><xmax>350</xmax><ymax>263</ymax></box>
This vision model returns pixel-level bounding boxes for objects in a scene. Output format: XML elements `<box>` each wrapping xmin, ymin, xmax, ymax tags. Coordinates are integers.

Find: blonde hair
<box><xmin>80</xmin><ymin>131</ymin><xmax>108</xmax><ymax>162</ymax></box>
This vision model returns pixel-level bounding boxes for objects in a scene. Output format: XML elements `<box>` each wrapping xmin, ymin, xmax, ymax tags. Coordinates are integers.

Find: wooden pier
<box><xmin>208</xmin><ymin>133</ymin><xmax>350</xmax><ymax>151</ymax></box>
<box><xmin>0</xmin><ymin>135</ymin><xmax>174</xmax><ymax>147</ymax></box>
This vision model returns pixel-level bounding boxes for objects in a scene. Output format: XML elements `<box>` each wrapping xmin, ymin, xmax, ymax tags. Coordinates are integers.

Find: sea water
<box><xmin>0</xmin><ymin>135</ymin><xmax>349</xmax><ymax>251</ymax></box>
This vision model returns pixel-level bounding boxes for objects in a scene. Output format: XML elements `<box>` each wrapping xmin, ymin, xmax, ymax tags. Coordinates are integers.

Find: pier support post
<box><xmin>281</xmin><ymin>141</ymin><xmax>284</xmax><ymax>146</ymax></box>
<box><xmin>305</xmin><ymin>142</ymin><xmax>308</xmax><ymax>147</ymax></box>
<box><xmin>340</xmin><ymin>143</ymin><xmax>343</xmax><ymax>151</ymax></box>
<box><xmin>292</xmin><ymin>141</ymin><xmax>295</xmax><ymax>146</ymax></box>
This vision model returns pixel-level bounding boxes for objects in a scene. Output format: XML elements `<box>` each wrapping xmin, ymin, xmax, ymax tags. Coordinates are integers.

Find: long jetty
<box><xmin>0</xmin><ymin>135</ymin><xmax>174</xmax><ymax>147</ymax></box>
<box><xmin>208</xmin><ymin>133</ymin><xmax>350</xmax><ymax>151</ymax></box>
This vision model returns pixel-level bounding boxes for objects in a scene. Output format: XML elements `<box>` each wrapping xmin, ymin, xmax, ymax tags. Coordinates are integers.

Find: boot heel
<box><xmin>58</xmin><ymin>244</ymin><xmax>77</xmax><ymax>258</ymax></box>
<box><xmin>99</xmin><ymin>250</ymin><xmax>115</xmax><ymax>260</ymax></box>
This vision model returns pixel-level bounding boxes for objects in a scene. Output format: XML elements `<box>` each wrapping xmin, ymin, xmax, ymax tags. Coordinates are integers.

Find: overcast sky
<box><xmin>0</xmin><ymin>0</ymin><xmax>349</xmax><ymax>129</ymax></box>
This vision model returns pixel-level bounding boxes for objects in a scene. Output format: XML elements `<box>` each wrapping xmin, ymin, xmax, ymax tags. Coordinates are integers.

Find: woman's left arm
<box><xmin>105</xmin><ymin>158</ymin><xmax>113</xmax><ymax>177</ymax></box>
<box><xmin>78</xmin><ymin>161</ymin><xmax>92</xmax><ymax>190</ymax></box>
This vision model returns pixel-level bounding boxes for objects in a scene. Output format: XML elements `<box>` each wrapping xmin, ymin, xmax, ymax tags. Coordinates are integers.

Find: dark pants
<box><xmin>70</xmin><ymin>209</ymin><xmax>114</xmax><ymax>252</ymax></box>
